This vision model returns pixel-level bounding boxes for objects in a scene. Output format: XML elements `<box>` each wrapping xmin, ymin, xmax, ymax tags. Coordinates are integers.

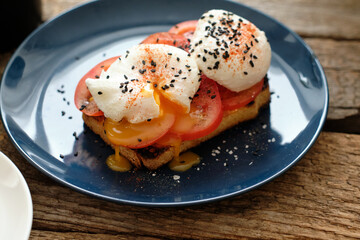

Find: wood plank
<box><xmin>41</xmin><ymin>0</ymin><xmax>360</xmax><ymax>40</ymax></box>
<box><xmin>237</xmin><ymin>0</ymin><xmax>360</xmax><ymax>40</ymax></box>
<box><xmin>2</xmin><ymin>131</ymin><xmax>358</xmax><ymax>239</ymax></box>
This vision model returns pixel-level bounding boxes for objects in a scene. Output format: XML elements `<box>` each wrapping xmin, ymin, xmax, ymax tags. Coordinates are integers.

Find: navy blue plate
<box><xmin>1</xmin><ymin>0</ymin><xmax>328</xmax><ymax>206</ymax></box>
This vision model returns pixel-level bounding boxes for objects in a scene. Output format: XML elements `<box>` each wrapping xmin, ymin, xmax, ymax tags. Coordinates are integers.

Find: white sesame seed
<box><xmin>173</xmin><ymin>175</ymin><xmax>180</xmax><ymax>180</ymax></box>
<box><xmin>262</xmin><ymin>124</ymin><xmax>267</xmax><ymax>129</ymax></box>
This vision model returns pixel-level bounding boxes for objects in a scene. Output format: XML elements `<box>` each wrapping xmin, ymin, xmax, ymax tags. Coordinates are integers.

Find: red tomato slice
<box><xmin>170</xmin><ymin>76</ymin><xmax>223</xmax><ymax>141</ymax></box>
<box><xmin>74</xmin><ymin>56</ymin><xmax>119</xmax><ymax>116</ymax></box>
<box><xmin>218</xmin><ymin>79</ymin><xmax>264</xmax><ymax>111</ymax></box>
<box><xmin>141</xmin><ymin>32</ymin><xmax>190</xmax><ymax>51</ymax></box>
<box><xmin>168</xmin><ymin>20</ymin><xmax>198</xmax><ymax>39</ymax></box>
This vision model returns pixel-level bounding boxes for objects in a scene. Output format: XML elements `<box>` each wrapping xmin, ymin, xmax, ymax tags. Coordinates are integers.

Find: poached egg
<box><xmin>86</xmin><ymin>44</ymin><xmax>200</xmax><ymax>123</ymax></box>
<box><xmin>190</xmin><ymin>9</ymin><xmax>271</xmax><ymax>92</ymax></box>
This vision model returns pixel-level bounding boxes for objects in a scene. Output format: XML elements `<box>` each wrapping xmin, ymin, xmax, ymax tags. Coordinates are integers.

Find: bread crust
<box><xmin>83</xmin><ymin>85</ymin><xmax>270</xmax><ymax>170</ymax></box>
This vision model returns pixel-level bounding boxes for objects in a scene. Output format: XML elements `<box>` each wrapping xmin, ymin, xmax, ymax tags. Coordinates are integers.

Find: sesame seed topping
<box><xmin>249</xmin><ymin>60</ymin><xmax>254</xmax><ymax>67</ymax></box>
<box><xmin>98</xmin><ymin>91</ymin><xmax>102</xmax><ymax>95</ymax></box>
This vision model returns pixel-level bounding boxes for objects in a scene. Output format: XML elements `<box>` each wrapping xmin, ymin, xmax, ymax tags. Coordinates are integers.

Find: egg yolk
<box><xmin>103</xmin><ymin>89</ymin><xmax>192</xmax><ymax>148</ymax></box>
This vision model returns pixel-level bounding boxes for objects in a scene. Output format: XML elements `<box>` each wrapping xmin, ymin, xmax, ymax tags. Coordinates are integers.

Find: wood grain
<box><xmin>41</xmin><ymin>0</ymin><xmax>360</xmax><ymax>40</ymax></box>
<box><xmin>7</xmin><ymin>132</ymin><xmax>352</xmax><ymax>239</ymax></box>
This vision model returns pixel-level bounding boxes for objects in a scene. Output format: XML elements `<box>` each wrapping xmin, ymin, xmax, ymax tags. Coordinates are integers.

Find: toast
<box><xmin>83</xmin><ymin>78</ymin><xmax>270</xmax><ymax>170</ymax></box>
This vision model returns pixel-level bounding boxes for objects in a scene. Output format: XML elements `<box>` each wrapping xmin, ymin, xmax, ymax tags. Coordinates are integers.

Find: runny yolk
<box><xmin>103</xmin><ymin>88</ymin><xmax>191</xmax><ymax>147</ymax></box>
<box><xmin>168</xmin><ymin>151</ymin><xmax>201</xmax><ymax>172</ymax></box>
<box><xmin>106</xmin><ymin>146</ymin><xmax>132</xmax><ymax>172</ymax></box>
<box><xmin>103</xmin><ymin>88</ymin><xmax>198</xmax><ymax>172</ymax></box>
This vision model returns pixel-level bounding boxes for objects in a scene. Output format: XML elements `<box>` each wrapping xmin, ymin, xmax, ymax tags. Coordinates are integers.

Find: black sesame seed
<box><xmin>147</xmin><ymin>80</ymin><xmax>151</xmax><ymax>83</ymax></box>
<box><xmin>147</xmin><ymin>119</ymin><xmax>152</xmax><ymax>122</ymax></box>
<box><xmin>98</xmin><ymin>91</ymin><xmax>102</xmax><ymax>95</ymax></box>
<box><xmin>154</xmin><ymin>83</ymin><xmax>158</xmax><ymax>88</ymax></box>
<box><xmin>244</xmin><ymin>71</ymin><xmax>248</xmax><ymax>75</ymax></box>
<box><xmin>138</xmin><ymin>138</ymin><xmax>142</xmax><ymax>142</ymax></box>
<box><xmin>61</xmin><ymin>111</ymin><xmax>65</xmax><ymax>116</ymax></box>
<box><xmin>203</xmin><ymin>56</ymin><xmax>207</xmax><ymax>62</ymax></box>
<box><xmin>250</xmin><ymin>60</ymin><xmax>254</xmax><ymax>67</ymax></box>
<box><xmin>129</xmin><ymin>89</ymin><xmax>133</xmax><ymax>93</ymax></box>
<box><xmin>170</xmin><ymin>83</ymin><xmax>174</xmax><ymax>87</ymax></box>
<box><xmin>106</xmin><ymin>75</ymin><xmax>110</xmax><ymax>79</ymax></box>
<box><xmin>79</xmin><ymin>105</ymin><xmax>86</xmax><ymax>110</ymax></box>
<box><xmin>176</xmin><ymin>57</ymin><xmax>180</xmax><ymax>62</ymax></box>
<box><xmin>60</xmin><ymin>154</ymin><xmax>64</xmax><ymax>159</ymax></box>
<box><xmin>253</xmin><ymin>55</ymin><xmax>258</xmax><ymax>59</ymax></box>
<box><xmin>171</xmin><ymin>79</ymin><xmax>175</xmax><ymax>83</ymax></box>
<box><xmin>211</xmin><ymin>95</ymin><xmax>216</xmax><ymax>99</ymax></box>
<box><xmin>151</xmin><ymin>60</ymin><xmax>156</xmax><ymax>67</ymax></box>
<box><xmin>151</xmin><ymin>69</ymin><xmax>156</xmax><ymax>73</ymax></box>
<box><xmin>124</xmin><ymin>75</ymin><xmax>128</xmax><ymax>80</ymax></box>
<box><xmin>168</xmin><ymin>53</ymin><xmax>172</xmax><ymax>55</ymax></box>
<box><xmin>95</xmin><ymin>75</ymin><xmax>100</xmax><ymax>79</ymax></box>
<box><xmin>139</xmin><ymin>69</ymin><xmax>146</xmax><ymax>74</ymax></box>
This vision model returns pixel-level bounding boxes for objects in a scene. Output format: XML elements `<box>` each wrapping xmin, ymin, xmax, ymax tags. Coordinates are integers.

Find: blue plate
<box><xmin>0</xmin><ymin>0</ymin><xmax>328</xmax><ymax>206</ymax></box>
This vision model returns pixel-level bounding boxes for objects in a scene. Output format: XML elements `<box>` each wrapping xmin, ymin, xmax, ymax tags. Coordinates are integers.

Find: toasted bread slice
<box><xmin>83</xmin><ymin>83</ymin><xmax>270</xmax><ymax>170</ymax></box>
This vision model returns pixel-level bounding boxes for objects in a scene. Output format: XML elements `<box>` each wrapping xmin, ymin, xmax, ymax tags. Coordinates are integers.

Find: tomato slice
<box><xmin>170</xmin><ymin>76</ymin><xmax>223</xmax><ymax>141</ymax></box>
<box><xmin>74</xmin><ymin>56</ymin><xmax>119</xmax><ymax>116</ymax></box>
<box><xmin>218</xmin><ymin>79</ymin><xmax>264</xmax><ymax>111</ymax></box>
<box><xmin>141</xmin><ymin>32</ymin><xmax>190</xmax><ymax>51</ymax></box>
<box><xmin>168</xmin><ymin>20</ymin><xmax>198</xmax><ymax>39</ymax></box>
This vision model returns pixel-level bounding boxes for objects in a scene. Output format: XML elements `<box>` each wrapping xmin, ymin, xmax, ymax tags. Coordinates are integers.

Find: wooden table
<box><xmin>1</xmin><ymin>0</ymin><xmax>359</xmax><ymax>239</ymax></box>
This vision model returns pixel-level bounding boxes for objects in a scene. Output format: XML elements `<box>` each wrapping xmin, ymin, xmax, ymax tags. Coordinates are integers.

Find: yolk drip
<box><xmin>106</xmin><ymin>146</ymin><xmax>132</xmax><ymax>172</ymax></box>
<box><xmin>168</xmin><ymin>151</ymin><xmax>201</xmax><ymax>172</ymax></box>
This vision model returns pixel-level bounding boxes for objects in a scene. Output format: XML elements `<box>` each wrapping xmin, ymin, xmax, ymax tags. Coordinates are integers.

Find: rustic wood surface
<box><xmin>0</xmin><ymin>0</ymin><xmax>359</xmax><ymax>239</ymax></box>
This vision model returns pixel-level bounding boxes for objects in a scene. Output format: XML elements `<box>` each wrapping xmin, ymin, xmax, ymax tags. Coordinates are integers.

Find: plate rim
<box><xmin>0</xmin><ymin>0</ymin><xmax>329</xmax><ymax>207</ymax></box>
